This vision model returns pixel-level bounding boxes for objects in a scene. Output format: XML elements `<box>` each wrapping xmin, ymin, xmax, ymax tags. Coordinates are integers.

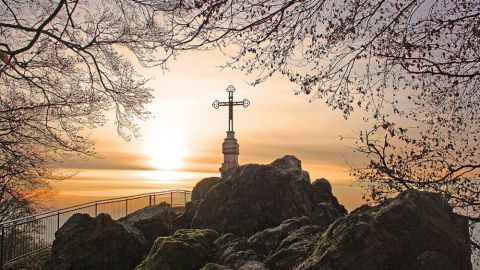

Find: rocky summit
<box><xmin>44</xmin><ymin>155</ymin><xmax>473</xmax><ymax>270</ymax></box>
<box><xmin>179</xmin><ymin>155</ymin><xmax>347</xmax><ymax>236</ymax></box>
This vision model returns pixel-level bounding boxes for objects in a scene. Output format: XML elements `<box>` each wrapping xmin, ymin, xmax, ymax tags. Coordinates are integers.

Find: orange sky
<box><xmin>51</xmin><ymin>49</ymin><xmax>369</xmax><ymax>211</ymax></box>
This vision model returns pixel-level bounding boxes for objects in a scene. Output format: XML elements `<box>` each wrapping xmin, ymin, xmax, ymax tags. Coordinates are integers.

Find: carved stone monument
<box><xmin>212</xmin><ymin>85</ymin><xmax>250</xmax><ymax>175</ymax></box>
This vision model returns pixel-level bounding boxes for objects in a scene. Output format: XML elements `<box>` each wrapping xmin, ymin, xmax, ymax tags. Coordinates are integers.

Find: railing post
<box><xmin>1</xmin><ymin>225</ymin><xmax>4</xmax><ymax>269</ymax></box>
<box><xmin>94</xmin><ymin>203</ymin><xmax>98</xmax><ymax>217</ymax></box>
<box><xmin>184</xmin><ymin>191</ymin><xmax>187</xmax><ymax>206</ymax></box>
<box><xmin>170</xmin><ymin>192</ymin><xmax>173</xmax><ymax>208</ymax></box>
<box><xmin>125</xmin><ymin>198</ymin><xmax>128</xmax><ymax>216</ymax></box>
<box><xmin>153</xmin><ymin>194</ymin><xmax>156</xmax><ymax>205</ymax></box>
<box><xmin>149</xmin><ymin>195</ymin><xmax>152</xmax><ymax>206</ymax></box>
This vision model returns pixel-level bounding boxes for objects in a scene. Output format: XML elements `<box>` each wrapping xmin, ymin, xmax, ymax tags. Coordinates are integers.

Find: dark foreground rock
<box><xmin>409</xmin><ymin>251</ymin><xmax>457</xmax><ymax>270</ymax></box>
<box><xmin>248</xmin><ymin>216</ymin><xmax>311</xmax><ymax>258</ymax></box>
<box><xmin>185</xmin><ymin>155</ymin><xmax>346</xmax><ymax>235</ymax></box>
<box><xmin>201</xmin><ymin>262</ymin><xmax>268</xmax><ymax>270</ymax></box>
<box><xmin>212</xmin><ymin>233</ymin><xmax>260</xmax><ymax>269</ymax></box>
<box><xmin>135</xmin><ymin>229</ymin><xmax>219</xmax><ymax>270</ymax></box>
<box><xmin>174</xmin><ymin>177</ymin><xmax>221</xmax><ymax>230</ymax></box>
<box><xmin>191</xmin><ymin>177</ymin><xmax>221</xmax><ymax>201</ymax></box>
<box><xmin>118</xmin><ymin>202</ymin><xmax>176</xmax><ymax>244</ymax></box>
<box><xmin>173</xmin><ymin>199</ymin><xmax>202</xmax><ymax>229</ymax></box>
<box><xmin>265</xmin><ymin>224</ymin><xmax>324</xmax><ymax>270</ymax></box>
<box><xmin>44</xmin><ymin>213</ymin><xmax>148</xmax><ymax>270</ymax></box>
<box><xmin>296</xmin><ymin>189</ymin><xmax>472</xmax><ymax>270</ymax></box>
<box><xmin>203</xmin><ymin>217</ymin><xmax>324</xmax><ymax>270</ymax></box>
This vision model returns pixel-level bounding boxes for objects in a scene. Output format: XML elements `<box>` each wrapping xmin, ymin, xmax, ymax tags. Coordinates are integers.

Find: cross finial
<box><xmin>212</xmin><ymin>85</ymin><xmax>250</xmax><ymax>132</ymax></box>
<box><xmin>226</xmin><ymin>85</ymin><xmax>236</xmax><ymax>92</ymax></box>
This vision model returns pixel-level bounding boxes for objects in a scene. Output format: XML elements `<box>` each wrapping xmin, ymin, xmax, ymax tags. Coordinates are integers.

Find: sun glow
<box><xmin>143</xmin><ymin>124</ymin><xmax>188</xmax><ymax>170</ymax></box>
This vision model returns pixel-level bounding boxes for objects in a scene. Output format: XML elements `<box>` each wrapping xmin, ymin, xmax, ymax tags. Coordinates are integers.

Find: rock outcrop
<box><xmin>191</xmin><ymin>177</ymin><xmax>221</xmax><ymax>201</ymax></box>
<box><xmin>248</xmin><ymin>216</ymin><xmax>311</xmax><ymax>258</ymax></box>
<box><xmin>270</xmin><ymin>155</ymin><xmax>302</xmax><ymax>170</ymax></box>
<box><xmin>409</xmin><ymin>251</ymin><xmax>457</xmax><ymax>270</ymax></box>
<box><xmin>185</xmin><ymin>156</ymin><xmax>346</xmax><ymax>235</ymax></box>
<box><xmin>201</xmin><ymin>262</ymin><xmax>268</xmax><ymax>270</ymax></box>
<box><xmin>173</xmin><ymin>199</ymin><xmax>202</xmax><ymax>229</ymax></box>
<box><xmin>212</xmin><ymin>233</ymin><xmax>260</xmax><ymax>269</ymax></box>
<box><xmin>200</xmin><ymin>264</ymin><xmax>229</xmax><ymax>270</ymax></box>
<box><xmin>174</xmin><ymin>177</ymin><xmax>221</xmax><ymax>230</ymax></box>
<box><xmin>200</xmin><ymin>217</ymin><xmax>325</xmax><ymax>270</ymax></box>
<box><xmin>296</xmin><ymin>189</ymin><xmax>472</xmax><ymax>270</ymax></box>
<box><xmin>135</xmin><ymin>229</ymin><xmax>219</xmax><ymax>270</ymax></box>
<box><xmin>44</xmin><ymin>213</ymin><xmax>148</xmax><ymax>270</ymax></box>
<box><xmin>265</xmin><ymin>224</ymin><xmax>324</xmax><ymax>270</ymax></box>
<box><xmin>118</xmin><ymin>202</ymin><xmax>176</xmax><ymax>244</ymax></box>
<box><xmin>311</xmin><ymin>178</ymin><xmax>332</xmax><ymax>194</ymax></box>
<box><xmin>270</xmin><ymin>155</ymin><xmax>310</xmax><ymax>183</ymax></box>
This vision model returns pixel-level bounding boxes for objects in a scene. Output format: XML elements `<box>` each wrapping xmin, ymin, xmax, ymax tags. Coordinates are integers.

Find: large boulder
<box><xmin>118</xmin><ymin>202</ymin><xmax>176</xmax><ymax>244</ymax></box>
<box><xmin>296</xmin><ymin>189</ymin><xmax>472</xmax><ymax>270</ymax></box>
<box><xmin>270</xmin><ymin>155</ymin><xmax>302</xmax><ymax>170</ymax></box>
<box><xmin>264</xmin><ymin>225</ymin><xmax>324</xmax><ymax>270</ymax></box>
<box><xmin>135</xmin><ymin>229</ymin><xmax>219</xmax><ymax>270</ymax></box>
<box><xmin>213</xmin><ymin>233</ymin><xmax>259</xmax><ymax>269</ymax></box>
<box><xmin>192</xmin><ymin>177</ymin><xmax>221</xmax><ymax>201</ymax></box>
<box><xmin>248</xmin><ymin>216</ymin><xmax>311</xmax><ymax>258</ymax></box>
<box><xmin>311</xmin><ymin>178</ymin><xmax>332</xmax><ymax>194</ymax></box>
<box><xmin>173</xmin><ymin>199</ymin><xmax>202</xmax><ymax>229</ymax></box>
<box><xmin>174</xmin><ymin>177</ymin><xmax>221</xmax><ymax>230</ymax></box>
<box><xmin>206</xmin><ymin>217</ymin><xmax>323</xmax><ymax>270</ymax></box>
<box><xmin>44</xmin><ymin>213</ymin><xmax>148</xmax><ymax>270</ymax></box>
<box><xmin>211</xmin><ymin>216</ymin><xmax>325</xmax><ymax>270</ymax></box>
<box><xmin>270</xmin><ymin>155</ymin><xmax>310</xmax><ymax>182</ymax></box>
<box><xmin>409</xmin><ymin>251</ymin><xmax>457</xmax><ymax>270</ymax></box>
<box><xmin>190</xmin><ymin>157</ymin><xmax>347</xmax><ymax>235</ymax></box>
<box><xmin>201</xmin><ymin>262</ymin><xmax>268</xmax><ymax>270</ymax></box>
<box><xmin>200</xmin><ymin>264</ymin><xmax>229</xmax><ymax>270</ymax></box>
<box><xmin>236</xmin><ymin>261</ymin><xmax>270</xmax><ymax>270</ymax></box>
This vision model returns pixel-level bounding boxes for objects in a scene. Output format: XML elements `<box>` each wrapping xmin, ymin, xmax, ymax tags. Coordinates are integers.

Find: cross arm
<box><xmin>237</xmin><ymin>99</ymin><xmax>250</xmax><ymax>108</ymax></box>
<box><xmin>218</xmin><ymin>102</ymin><xmax>229</xmax><ymax>106</ymax></box>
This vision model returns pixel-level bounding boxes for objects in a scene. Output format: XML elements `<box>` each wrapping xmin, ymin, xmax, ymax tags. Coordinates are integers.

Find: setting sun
<box><xmin>143</xmin><ymin>124</ymin><xmax>188</xmax><ymax>170</ymax></box>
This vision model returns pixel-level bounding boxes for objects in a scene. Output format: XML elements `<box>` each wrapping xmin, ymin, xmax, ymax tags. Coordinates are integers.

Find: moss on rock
<box><xmin>135</xmin><ymin>229</ymin><xmax>219</xmax><ymax>270</ymax></box>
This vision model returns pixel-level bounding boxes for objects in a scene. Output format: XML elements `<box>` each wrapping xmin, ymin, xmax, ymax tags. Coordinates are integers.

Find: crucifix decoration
<box><xmin>212</xmin><ymin>85</ymin><xmax>250</xmax><ymax>131</ymax></box>
<box><xmin>212</xmin><ymin>85</ymin><xmax>250</xmax><ymax>175</ymax></box>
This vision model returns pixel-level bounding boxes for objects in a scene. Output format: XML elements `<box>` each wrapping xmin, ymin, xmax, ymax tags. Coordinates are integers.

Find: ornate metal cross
<box><xmin>212</xmin><ymin>85</ymin><xmax>250</xmax><ymax>132</ymax></box>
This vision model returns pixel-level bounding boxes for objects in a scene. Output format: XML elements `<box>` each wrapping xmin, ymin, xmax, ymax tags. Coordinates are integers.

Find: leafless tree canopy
<box><xmin>0</xmin><ymin>0</ymin><xmax>179</xmax><ymax>220</ymax></box>
<box><xmin>160</xmin><ymin>0</ymin><xmax>478</xmax><ymax>112</ymax></box>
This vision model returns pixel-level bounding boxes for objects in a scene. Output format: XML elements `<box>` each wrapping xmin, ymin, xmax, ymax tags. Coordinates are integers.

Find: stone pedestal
<box><xmin>220</xmin><ymin>131</ymin><xmax>239</xmax><ymax>175</ymax></box>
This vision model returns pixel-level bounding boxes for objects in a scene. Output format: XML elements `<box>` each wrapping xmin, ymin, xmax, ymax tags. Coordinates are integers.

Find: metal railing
<box><xmin>0</xmin><ymin>189</ymin><xmax>191</xmax><ymax>266</ymax></box>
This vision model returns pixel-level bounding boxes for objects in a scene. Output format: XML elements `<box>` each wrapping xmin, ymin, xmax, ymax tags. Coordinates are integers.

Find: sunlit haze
<box><xmin>143</xmin><ymin>123</ymin><xmax>188</xmax><ymax>170</ymax></box>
